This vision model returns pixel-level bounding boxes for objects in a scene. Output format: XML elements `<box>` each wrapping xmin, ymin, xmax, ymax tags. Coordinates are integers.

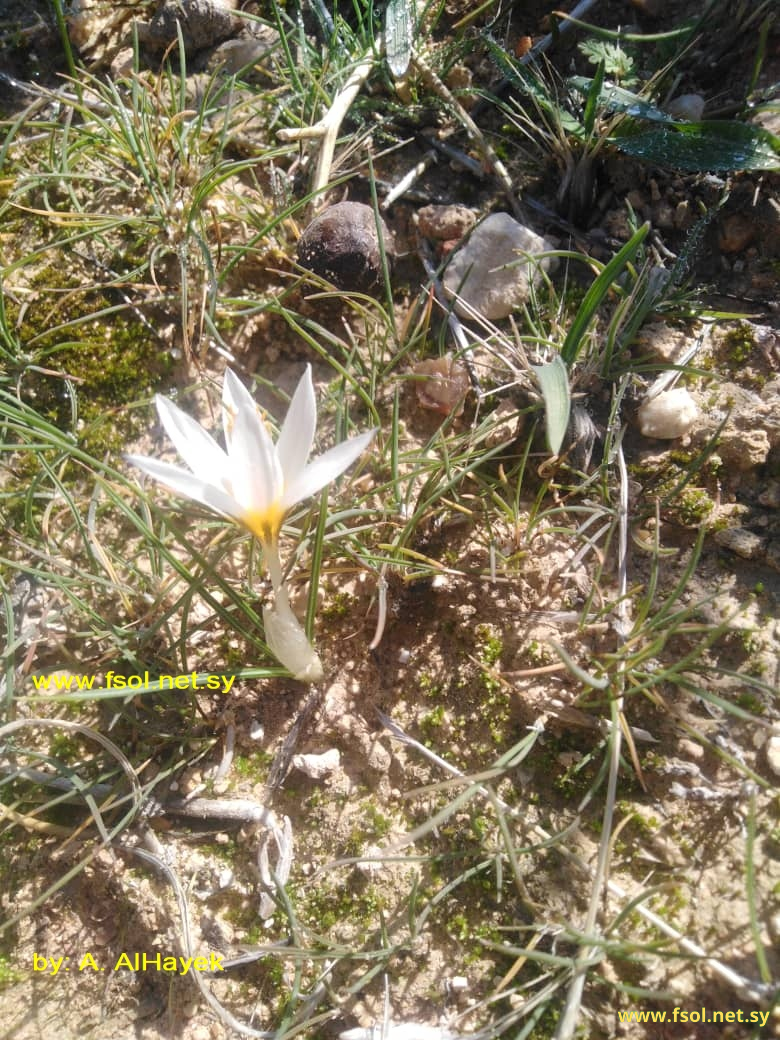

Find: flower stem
<box><xmin>262</xmin><ymin>538</ymin><xmax>284</xmax><ymax>593</ymax></box>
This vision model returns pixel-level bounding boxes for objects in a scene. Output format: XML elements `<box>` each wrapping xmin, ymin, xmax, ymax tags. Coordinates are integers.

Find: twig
<box><xmin>277</xmin><ymin>46</ymin><xmax>379</xmax><ymax>207</ymax></box>
<box><xmin>472</xmin><ymin>0</ymin><xmax>603</xmax><ymax>118</ymax></box>
<box><xmin>411</xmin><ymin>53</ymin><xmax>523</xmax><ymax>221</ymax></box>
<box><xmin>158</xmin><ymin>796</ymin><xmax>278</xmax><ymax>828</ymax></box>
<box><xmin>381</xmin><ymin>149</ymin><xmax>438</xmax><ymax>210</ymax></box>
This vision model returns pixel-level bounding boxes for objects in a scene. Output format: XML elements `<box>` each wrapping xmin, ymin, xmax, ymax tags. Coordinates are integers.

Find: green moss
<box><xmin>722</xmin><ymin>323</ymin><xmax>755</xmax><ymax>365</ymax></box>
<box><xmin>200</xmin><ymin>837</ymin><xmax>239</xmax><ymax>863</ymax></box>
<box><xmin>0</xmin><ymin>955</ymin><xmax>23</xmax><ymax>990</ymax></box>
<box><xmin>232</xmin><ymin>751</ymin><xmax>274</xmax><ymax>781</ymax></box>
<box><xmin>735</xmin><ymin>691</ymin><xmax>765</xmax><ymax>715</ymax></box>
<box><xmin>363</xmin><ymin>801</ymin><xmax>393</xmax><ymax>839</ymax></box>
<box><xmin>476</xmin><ymin>624</ymin><xmax>503</xmax><ymax>667</ymax></box>
<box><xmin>294</xmin><ymin>879</ymin><xmax>388</xmax><ymax>936</ymax></box>
<box><xmin>676</xmin><ymin>487</ymin><xmax>715</xmax><ymax>526</ymax></box>
<box><xmin>525</xmin><ymin>640</ymin><xmax>553</xmax><ymax>665</ymax></box>
<box><xmin>344</xmin><ymin>801</ymin><xmax>396</xmax><ymax>856</ymax></box>
<box><xmin>419</xmin><ymin>672</ymin><xmax>444</xmax><ymax>699</ymax></box>
<box><xmin>420</xmin><ymin>704</ymin><xmax>446</xmax><ymax>733</ymax></box>
<box><xmin>48</xmin><ymin>733</ymin><xmax>82</xmax><ymax>761</ymax></box>
<box><xmin>10</xmin><ymin>266</ymin><xmax>173</xmax><ymax>456</ymax></box>
<box><xmin>616</xmin><ymin>804</ymin><xmax>659</xmax><ymax>841</ymax></box>
<box><xmin>321</xmin><ymin>591</ymin><xmax>356</xmax><ymax>619</ymax></box>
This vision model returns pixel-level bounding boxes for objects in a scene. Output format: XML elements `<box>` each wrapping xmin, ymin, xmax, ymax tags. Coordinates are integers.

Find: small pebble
<box><xmin>292</xmin><ymin>748</ymin><xmax>341</xmax><ymax>779</ymax></box>
<box><xmin>765</xmin><ymin>734</ymin><xmax>780</xmax><ymax>776</ymax></box>
<box><xmin>637</xmin><ymin>388</ymin><xmax>698</xmax><ymax>439</ymax></box>
<box><xmin>718</xmin><ymin>213</ymin><xmax>755</xmax><ymax>254</ymax></box>
<box><xmin>356</xmin><ymin>844</ymin><xmax>385</xmax><ymax>878</ymax></box>
<box><xmin>678</xmin><ymin>739</ymin><xmax>704</xmax><ymax>761</ymax></box>
<box><xmin>416</xmin><ymin>204</ymin><xmax>477</xmax><ymax>242</ymax></box>
<box><xmin>296</xmin><ymin>202</ymin><xmax>394</xmax><ymax>294</ymax></box>
<box><xmin>442</xmin><ymin>213</ymin><xmax>556</xmax><ymax>320</ymax></box>
<box><xmin>413</xmin><ymin>354</ymin><xmax>470</xmax><ymax>416</ymax></box>
<box><xmin>713</xmin><ymin>527</ymin><xmax>765</xmax><ymax>560</ymax></box>
<box><xmin>665</xmin><ymin>93</ymin><xmax>705</xmax><ymax>121</ymax></box>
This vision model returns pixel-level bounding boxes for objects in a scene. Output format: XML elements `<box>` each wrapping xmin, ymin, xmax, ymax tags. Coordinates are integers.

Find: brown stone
<box><xmin>296</xmin><ymin>202</ymin><xmax>394</xmax><ymax>294</ymax></box>
<box><xmin>718</xmin><ymin>213</ymin><xmax>756</xmax><ymax>254</ymax></box>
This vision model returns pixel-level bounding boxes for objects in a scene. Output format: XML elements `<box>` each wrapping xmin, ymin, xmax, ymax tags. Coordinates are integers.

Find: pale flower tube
<box><xmin>262</xmin><ymin>588</ymin><xmax>324</xmax><ymax>683</ymax></box>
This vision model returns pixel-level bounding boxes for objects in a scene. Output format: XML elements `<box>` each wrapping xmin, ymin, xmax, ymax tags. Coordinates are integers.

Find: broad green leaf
<box><xmin>611</xmin><ymin>120</ymin><xmax>780</xmax><ymax>172</ymax></box>
<box><xmin>531</xmin><ymin>354</ymin><xmax>570</xmax><ymax>456</ymax></box>
<box><xmin>385</xmin><ymin>0</ymin><xmax>414</xmax><ymax>78</ymax></box>
<box><xmin>568</xmin><ymin>76</ymin><xmax>673</xmax><ymax>123</ymax></box>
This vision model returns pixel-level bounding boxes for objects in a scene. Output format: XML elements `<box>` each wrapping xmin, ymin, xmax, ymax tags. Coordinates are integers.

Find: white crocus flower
<box><xmin>127</xmin><ymin>366</ymin><xmax>376</xmax><ymax>681</ymax></box>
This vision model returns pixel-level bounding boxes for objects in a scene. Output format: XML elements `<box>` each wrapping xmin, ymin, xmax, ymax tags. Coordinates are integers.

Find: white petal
<box><xmin>230</xmin><ymin>402</ymin><xmax>283</xmax><ymax>514</ymax></box>
<box><xmin>155</xmin><ymin>395</ymin><xmax>229</xmax><ymax>484</ymax></box>
<box><xmin>263</xmin><ymin>590</ymin><xmax>324</xmax><ymax>682</ymax></box>
<box><xmin>126</xmin><ymin>454</ymin><xmax>246</xmax><ymax>523</ymax></box>
<box><xmin>223</xmin><ymin>368</ymin><xmax>262</xmax><ymax>451</ymax></box>
<box><xmin>282</xmin><ymin>428</ymin><xmax>376</xmax><ymax>509</ymax></box>
<box><xmin>276</xmin><ymin>365</ymin><xmax>316</xmax><ymax>485</ymax></box>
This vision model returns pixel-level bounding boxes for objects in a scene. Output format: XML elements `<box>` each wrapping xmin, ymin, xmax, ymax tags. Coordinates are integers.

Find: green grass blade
<box><xmin>561</xmin><ymin>222</ymin><xmax>650</xmax><ymax>366</ymax></box>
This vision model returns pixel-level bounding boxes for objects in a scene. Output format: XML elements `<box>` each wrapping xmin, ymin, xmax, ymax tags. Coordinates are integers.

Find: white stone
<box><xmin>292</xmin><ymin>748</ymin><xmax>341</xmax><ymax>779</ymax></box>
<box><xmin>443</xmin><ymin>213</ymin><xmax>556</xmax><ymax>320</ymax></box>
<box><xmin>665</xmin><ymin>94</ymin><xmax>705</xmax><ymax>121</ymax></box>
<box><xmin>766</xmin><ymin>734</ymin><xmax>780</xmax><ymax>777</ymax></box>
<box><xmin>637</xmin><ymin>388</ymin><xmax>698</xmax><ymax>439</ymax></box>
<box><xmin>356</xmin><ymin>844</ymin><xmax>385</xmax><ymax>878</ymax></box>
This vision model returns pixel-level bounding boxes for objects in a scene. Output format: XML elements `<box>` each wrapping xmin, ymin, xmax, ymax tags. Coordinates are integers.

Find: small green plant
<box><xmin>0</xmin><ymin>954</ymin><xmax>23</xmax><ymax>989</ymax></box>
<box><xmin>578</xmin><ymin>39</ymin><xmax>638</xmax><ymax>87</ymax></box>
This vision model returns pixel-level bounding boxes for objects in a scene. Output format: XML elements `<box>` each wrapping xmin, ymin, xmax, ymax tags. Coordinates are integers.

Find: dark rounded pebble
<box><xmin>296</xmin><ymin>202</ymin><xmax>394</xmax><ymax>294</ymax></box>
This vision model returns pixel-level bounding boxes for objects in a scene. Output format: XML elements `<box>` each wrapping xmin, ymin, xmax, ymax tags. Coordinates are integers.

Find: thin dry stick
<box><xmin>411</xmin><ymin>53</ymin><xmax>523</xmax><ymax>221</ymax></box>
<box><xmin>277</xmin><ymin>46</ymin><xmax>378</xmax><ymax>207</ymax></box>
<box><xmin>381</xmin><ymin>148</ymin><xmax>437</xmax><ymax>210</ymax></box>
